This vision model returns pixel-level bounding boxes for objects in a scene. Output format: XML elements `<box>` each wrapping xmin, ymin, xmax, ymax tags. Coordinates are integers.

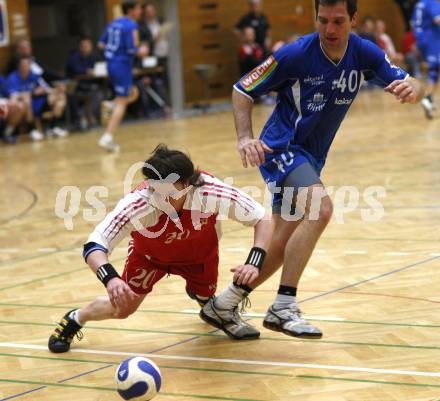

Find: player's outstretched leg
<box><xmin>263</xmin><ymin>304</ymin><xmax>322</xmax><ymax>338</ymax></box>
<box><xmin>48</xmin><ymin>309</ymin><xmax>83</xmax><ymax>353</ymax></box>
<box><xmin>200</xmin><ymin>296</ymin><xmax>260</xmax><ymax>340</ymax></box>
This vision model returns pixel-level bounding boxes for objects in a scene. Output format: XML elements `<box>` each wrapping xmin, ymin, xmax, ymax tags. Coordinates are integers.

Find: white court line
<box><xmin>430</xmin><ymin>253</ymin><xmax>440</xmax><ymax>257</ymax></box>
<box><xmin>37</xmin><ymin>248</ymin><xmax>57</xmax><ymax>253</ymax></box>
<box><xmin>181</xmin><ymin>309</ymin><xmax>346</xmax><ymax>321</ymax></box>
<box><xmin>343</xmin><ymin>250</ymin><xmax>368</xmax><ymax>255</ymax></box>
<box><xmin>0</xmin><ymin>249</ymin><xmax>20</xmax><ymax>253</ymax></box>
<box><xmin>1</xmin><ymin>342</ymin><xmax>439</xmax><ymax>378</ymax></box>
<box><xmin>313</xmin><ymin>249</ymin><xmax>327</xmax><ymax>254</ymax></box>
<box><xmin>224</xmin><ymin>248</ymin><xmax>246</xmax><ymax>252</ymax></box>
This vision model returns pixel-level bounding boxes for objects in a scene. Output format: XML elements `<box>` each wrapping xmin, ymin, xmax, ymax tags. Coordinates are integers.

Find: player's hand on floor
<box><xmin>237</xmin><ymin>137</ymin><xmax>273</xmax><ymax>168</ymax></box>
<box><xmin>106</xmin><ymin>278</ymin><xmax>139</xmax><ymax>309</ymax></box>
<box><xmin>385</xmin><ymin>80</ymin><xmax>418</xmax><ymax>104</ymax></box>
<box><xmin>231</xmin><ymin>264</ymin><xmax>259</xmax><ymax>285</ymax></box>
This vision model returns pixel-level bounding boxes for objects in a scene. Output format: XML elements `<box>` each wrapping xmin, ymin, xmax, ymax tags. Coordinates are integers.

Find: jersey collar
<box><xmin>319</xmin><ymin>36</ymin><xmax>350</xmax><ymax>67</ymax></box>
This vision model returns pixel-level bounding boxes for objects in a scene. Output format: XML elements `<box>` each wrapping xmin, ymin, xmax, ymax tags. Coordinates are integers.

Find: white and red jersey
<box><xmin>87</xmin><ymin>173</ymin><xmax>266</xmax><ymax>265</ymax></box>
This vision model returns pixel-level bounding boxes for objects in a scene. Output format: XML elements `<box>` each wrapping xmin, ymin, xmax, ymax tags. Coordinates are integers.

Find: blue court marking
<box><xmin>299</xmin><ymin>256</ymin><xmax>440</xmax><ymax>304</ymax></box>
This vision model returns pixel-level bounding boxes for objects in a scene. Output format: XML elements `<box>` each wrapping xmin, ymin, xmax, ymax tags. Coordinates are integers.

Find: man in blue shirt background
<box><xmin>411</xmin><ymin>0</ymin><xmax>440</xmax><ymax>118</ymax></box>
<box><xmin>200</xmin><ymin>0</ymin><xmax>424</xmax><ymax>340</ymax></box>
<box><xmin>98</xmin><ymin>1</ymin><xmax>148</xmax><ymax>151</ymax></box>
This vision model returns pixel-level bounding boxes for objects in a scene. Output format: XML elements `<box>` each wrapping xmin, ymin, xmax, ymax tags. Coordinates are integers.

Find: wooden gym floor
<box><xmin>0</xmin><ymin>89</ymin><xmax>440</xmax><ymax>401</ymax></box>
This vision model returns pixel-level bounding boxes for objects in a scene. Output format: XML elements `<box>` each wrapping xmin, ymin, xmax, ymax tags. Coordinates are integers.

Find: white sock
<box><xmin>69</xmin><ymin>309</ymin><xmax>83</xmax><ymax>326</ymax></box>
<box><xmin>4</xmin><ymin>125</ymin><xmax>14</xmax><ymax>137</ymax></box>
<box><xmin>215</xmin><ymin>283</ymin><xmax>247</xmax><ymax>310</ymax></box>
<box><xmin>273</xmin><ymin>294</ymin><xmax>296</xmax><ymax>309</ymax></box>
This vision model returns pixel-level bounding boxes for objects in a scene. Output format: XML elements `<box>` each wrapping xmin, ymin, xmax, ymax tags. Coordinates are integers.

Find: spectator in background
<box><xmin>376</xmin><ymin>20</ymin><xmax>403</xmax><ymax>65</ymax></box>
<box><xmin>143</xmin><ymin>3</ymin><xmax>170</xmax><ymax>66</ymax></box>
<box><xmin>66</xmin><ymin>37</ymin><xmax>102</xmax><ymax>130</ymax></box>
<box><xmin>7</xmin><ymin>57</ymin><xmax>67</xmax><ymax>141</ymax></box>
<box><xmin>239</xmin><ymin>26</ymin><xmax>264</xmax><ymax>76</ymax></box>
<box><xmin>235</xmin><ymin>0</ymin><xmax>271</xmax><ymax>56</ymax></box>
<box><xmin>7</xmin><ymin>37</ymin><xmax>68</xmax><ymax>131</ymax></box>
<box><xmin>402</xmin><ymin>29</ymin><xmax>422</xmax><ymax>79</ymax></box>
<box><xmin>0</xmin><ymin>74</ymin><xmax>26</xmax><ymax>144</ymax></box>
<box><xmin>357</xmin><ymin>15</ymin><xmax>377</xmax><ymax>44</ymax></box>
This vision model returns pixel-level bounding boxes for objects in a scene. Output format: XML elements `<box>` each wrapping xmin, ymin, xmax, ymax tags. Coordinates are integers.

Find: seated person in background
<box><xmin>357</xmin><ymin>15</ymin><xmax>377</xmax><ymax>44</ymax></box>
<box><xmin>239</xmin><ymin>26</ymin><xmax>264</xmax><ymax>76</ymax></box>
<box><xmin>8</xmin><ymin>38</ymin><xmax>68</xmax><ymax>128</ymax></box>
<box><xmin>7</xmin><ymin>57</ymin><xmax>68</xmax><ymax>141</ymax></box>
<box><xmin>235</xmin><ymin>0</ymin><xmax>271</xmax><ymax>56</ymax></box>
<box><xmin>402</xmin><ymin>30</ymin><xmax>422</xmax><ymax>79</ymax></box>
<box><xmin>0</xmin><ymin>74</ymin><xmax>26</xmax><ymax>144</ymax></box>
<box><xmin>66</xmin><ymin>37</ymin><xmax>102</xmax><ymax>130</ymax></box>
<box><xmin>376</xmin><ymin>20</ymin><xmax>403</xmax><ymax>65</ymax></box>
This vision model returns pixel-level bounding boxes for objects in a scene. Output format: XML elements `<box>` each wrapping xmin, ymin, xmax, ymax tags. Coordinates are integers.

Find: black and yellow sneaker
<box><xmin>48</xmin><ymin>309</ymin><xmax>83</xmax><ymax>353</ymax></box>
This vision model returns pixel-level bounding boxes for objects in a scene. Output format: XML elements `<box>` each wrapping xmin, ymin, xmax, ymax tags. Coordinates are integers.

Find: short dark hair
<box><xmin>315</xmin><ymin>0</ymin><xmax>357</xmax><ymax>20</ymax></box>
<box><xmin>122</xmin><ymin>1</ymin><xmax>138</xmax><ymax>15</ymax></box>
<box><xmin>143</xmin><ymin>144</ymin><xmax>203</xmax><ymax>187</ymax></box>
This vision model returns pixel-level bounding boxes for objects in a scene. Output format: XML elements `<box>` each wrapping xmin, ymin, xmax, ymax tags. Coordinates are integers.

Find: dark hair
<box><xmin>142</xmin><ymin>144</ymin><xmax>203</xmax><ymax>187</ymax></box>
<box><xmin>315</xmin><ymin>0</ymin><xmax>357</xmax><ymax>19</ymax></box>
<box><xmin>122</xmin><ymin>1</ymin><xmax>138</xmax><ymax>15</ymax></box>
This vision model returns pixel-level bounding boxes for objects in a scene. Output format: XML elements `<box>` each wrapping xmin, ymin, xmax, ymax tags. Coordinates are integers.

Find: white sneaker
<box><xmin>263</xmin><ymin>303</ymin><xmax>322</xmax><ymax>338</ymax></box>
<box><xmin>200</xmin><ymin>297</ymin><xmax>260</xmax><ymax>340</ymax></box>
<box><xmin>98</xmin><ymin>133</ymin><xmax>120</xmax><ymax>152</ymax></box>
<box><xmin>30</xmin><ymin>130</ymin><xmax>44</xmax><ymax>141</ymax></box>
<box><xmin>51</xmin><ymin>126</ymin><xmax>69</xmax><ymax>138</ymax></box>
<box><xmin>421</xmin><ymin>97</ymin><xmax>434</xmax><ymax>120</ymax></box>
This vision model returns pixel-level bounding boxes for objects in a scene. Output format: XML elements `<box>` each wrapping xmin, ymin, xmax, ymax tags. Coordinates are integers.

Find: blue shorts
<box><xmin>417</xmin><ymin>36</ymin><xmax>440</xmax><ymax>67</ymax></box>
<box><xmin>259</xmin><ymin>144</ymin><xmax>323</xmax><ymax>206</ymax></box>
<box><xmin>32</xmin><ymin>95</ymin><xmax>48</xmax><ymax>116</ymax></box>
<box><xmin>107</xmin><ymin>61</ymin><xmax>133</xmax><ymax>97</ymax></box>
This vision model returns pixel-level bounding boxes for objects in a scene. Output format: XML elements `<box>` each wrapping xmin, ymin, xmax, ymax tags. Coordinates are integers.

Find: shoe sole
<box><xmin>199</xmin><ymin>310</ymin><xmax>260</xmax><ymax>340</ymax></box>
<box><xmin>263</xmin><ymin>320</ymin><xmax>323</xmax><ymax>338</ymax></box>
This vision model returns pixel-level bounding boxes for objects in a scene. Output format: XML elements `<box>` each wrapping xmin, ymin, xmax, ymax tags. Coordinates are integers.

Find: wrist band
<box><xmin>96</xmin><ymin>263</ymin><xmax>120</xmax><ymax>287</ymax></box>
<box><xmin>245</xmin><ymin>247</ymin><xmax>266</xmax><ymax>270</ymax></box>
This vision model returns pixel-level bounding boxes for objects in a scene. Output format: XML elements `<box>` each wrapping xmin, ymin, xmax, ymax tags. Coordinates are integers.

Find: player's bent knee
<box><xmin>113</xmin><ymin>306</ymin><xmax>137</xmax><ymax>319</ymax></box>
<box><xmin>319</xmin><ymin>197</ymin><xmax>333</xmax><ymax>224</ymax></box>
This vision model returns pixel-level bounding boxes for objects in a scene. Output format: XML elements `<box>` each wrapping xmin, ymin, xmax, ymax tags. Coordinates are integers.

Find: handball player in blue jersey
<box><xmin>98</xmin><ymin>1</ymin><xmax>148</xmax><ymax>151</ymax></box>
<box><xmin>411</xmin><ymin>0</ymin><xmax>440</xmax><ymax>119</ymax></box>
<box><xmin>201</xmin><ymin>0</ymin><xmax>424</xmax><ymax>339</ymax></box>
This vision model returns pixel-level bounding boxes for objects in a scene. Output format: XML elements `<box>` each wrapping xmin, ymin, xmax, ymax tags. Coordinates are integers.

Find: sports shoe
<box><xmin>421</xmin><ymin>97</ymin><xmax>434</xmax><ymax>120</ymax></box>
<box><xmin>30</xmin><ymin>129</ymin><xmax>44</xmax><ymax>141</ymax></box>
<box><xmin>185</xmin><ymin>285</ymin><xmax>210</xmax><ymax>307</ymax></box>
<box><xmin>98</xmin><ymin>133</ymin><xmax>120</xmax><ymax>152</ymax></box>
<box><xmin>263</xmin><ymin>304</ymin><xmax>322</xmax><ymax>338</ymax></box>
<box><xmin>51</xmin><ymin>126</ymin><xmax>69</xmax><ymax>138</ymax></box>
<box><xmin>200</xmin><ymin>297</ymin><xmax>260</xmax><ymax>340</ymax></box>
<box><xmin>48</xmin><ymin>309</ymin><xmax>83</xmax><ymax>353</ymax></box>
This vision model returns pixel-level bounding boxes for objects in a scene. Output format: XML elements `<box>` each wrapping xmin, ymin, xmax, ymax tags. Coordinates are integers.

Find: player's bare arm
<box><xmin>232</xmin><ymin>88</ymin><xmax>273</xmax><ymax>168</ymax></box>
<box><xmin>231</xmin><ymin>214</ymin><xmax>274</xmax><ymax>285</ymax></box>
<box><xmin>384</xmin><ymin>77</ymin><xmax>424</xmax><ymax>104</ymax></box>
<box><xmin>86</xmin><ymin>250</ymin><xmax>138</xmax><ymax>310</ymax></box>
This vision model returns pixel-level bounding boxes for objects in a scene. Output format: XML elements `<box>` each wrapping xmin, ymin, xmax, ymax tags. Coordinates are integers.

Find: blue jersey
<box><xmin>234</xmin><ymin>32</ymin><xmax>408</xmax><ymax>170</ymax></box>
<box><xmin>6</xmin><ymin>71</ymin><xmax>48</xmax><ymax>96</ymax></box>
<box><xmin>411</xmin><ymin>0</ymin><xmax>440</xmax><ymax>43</ymax></box>
<box><xmin>100</xmin><ymin>17</ymin><xmax>138</xmax><ymax>62</ymax></box>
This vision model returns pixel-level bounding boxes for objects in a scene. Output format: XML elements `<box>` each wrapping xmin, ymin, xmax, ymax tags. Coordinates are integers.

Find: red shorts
<box><xmin>121</xmin><ymin>248</ymin><xmax>218</xmax><ymax>297</ymax></box>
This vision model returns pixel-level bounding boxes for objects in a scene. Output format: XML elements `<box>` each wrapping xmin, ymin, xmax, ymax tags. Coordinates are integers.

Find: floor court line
<box><xmin>1</xmin><ymin>342</ymin><xmax>440</xmax><ymax>379</ymax></box>
<box><xmin>300</xmin><ymin>255</ymin><xmax>440</xmax><ymax>304</ymax></box>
